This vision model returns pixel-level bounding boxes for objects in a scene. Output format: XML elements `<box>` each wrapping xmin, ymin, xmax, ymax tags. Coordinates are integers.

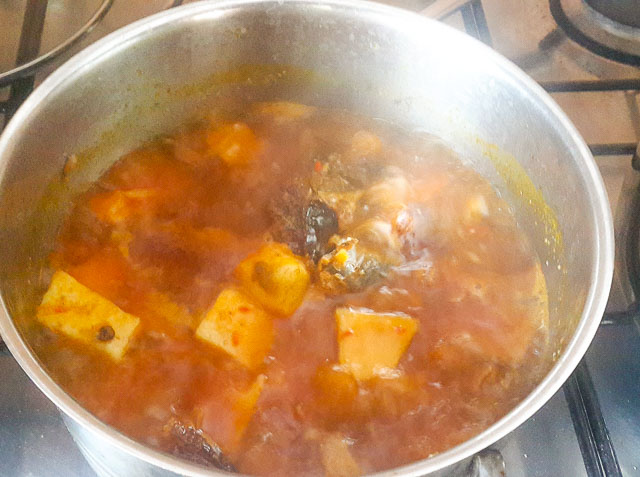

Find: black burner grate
<box><xmin>0</xmin><ymin>0</ymin><xmax>185</xmax><ymax>126</ymax></box>
<box><xmin>0</xmin><ymin>0</ymin><xmax>115</xmax><ymax>89</ymax></box>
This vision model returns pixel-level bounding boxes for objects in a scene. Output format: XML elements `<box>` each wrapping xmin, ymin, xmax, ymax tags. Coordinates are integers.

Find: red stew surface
<box><xmin>34</xmin><ymin>102</ymin><xmax>549</xmax><ymax>476</ymax></box>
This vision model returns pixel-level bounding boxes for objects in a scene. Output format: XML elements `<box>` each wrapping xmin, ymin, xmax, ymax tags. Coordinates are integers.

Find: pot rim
<box><xmin>0</xmin><ymin>0</ymin><xmax>614</xmax><ymax>476</ymax></box>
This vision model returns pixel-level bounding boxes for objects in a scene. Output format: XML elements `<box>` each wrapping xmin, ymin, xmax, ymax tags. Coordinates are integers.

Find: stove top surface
<box><xmin>1</xmin><ymin>1</ymin><xmax>639</xmax><ymax>476</ymax></box>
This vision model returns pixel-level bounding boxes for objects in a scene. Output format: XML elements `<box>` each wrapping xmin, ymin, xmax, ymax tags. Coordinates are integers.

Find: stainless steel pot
<box><xmin>0</xmin><ymin>1</ymin><xmax>614</xmax><ymax>476</ymax></box>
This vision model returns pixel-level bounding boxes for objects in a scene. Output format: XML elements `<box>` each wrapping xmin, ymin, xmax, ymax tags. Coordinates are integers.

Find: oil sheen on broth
<box><xmin>33</xmin><ymin>102</ymin><xmax>549</xmax><ymax>476</ymax></box>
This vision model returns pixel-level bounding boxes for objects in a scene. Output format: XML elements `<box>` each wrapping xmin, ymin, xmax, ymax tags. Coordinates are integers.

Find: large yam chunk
<box><xmin>236</xmin><ymin>243</ymin><xmax>310</xmax><ymax>316</ymax></box>
<box><xmin>89</xmin><ymin>188</ymin><xmax>159</xmax><ymax>225</ymax></box>
<box><xmin>320</xmin><ymin>433</ymin><xmax>362</xmax><ymax>477</ymax></box>
<box><xmin>336</xmin><ymin>307</ymin><xmax>418</xmax><ymax>381</ymax></box>
<box><xmin>37</xmin><ymin>271</ymin><xmax>140</xmax><ymax>361</ymax></box>
<box><xmin>313</xmin><ymin>364</ymin><xmax>359</xmax><ymax>418</ymax></box>
<box><xmin>200</xmin><ymin>374</ymin><xmax>266</xmax><ymax>453</ymax></box>
<box><xmin>206</xmin><ymin>122</ymin><xmax>261</xmax><ymax>167</ymax></box>
<box><xmin>196</xmin><ymin>288</ymin><xmax>273</xmax><ymax>369</ymax></box>
<box><xmin>232</xmin><ymin>374</ymin><xmax>266</xmax><ymax>445</ymax></box>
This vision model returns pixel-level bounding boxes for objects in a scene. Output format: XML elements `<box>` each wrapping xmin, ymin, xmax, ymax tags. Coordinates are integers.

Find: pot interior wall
<box><xmin>0</xmin><ymin>0</ymin><xmax>597</xmax><ymax>427</ymax></box>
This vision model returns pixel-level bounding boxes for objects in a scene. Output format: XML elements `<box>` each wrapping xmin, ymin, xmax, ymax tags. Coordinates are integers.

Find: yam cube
<box><xmin>232</xmin><ymin>374</ymin><xmax>266</xmax><ymax>443</ymax></box>
<box><xmin>200</xmin><ymin>374</ymin><xmax>266</xmax><ymax>453</ymax></box>
<box><xmin>235</xmin><ymin>243</ymin><xmax>310</xmax><ymax>316</ymax></box>
<box><xmin>89</xmin><ymin>188</ymin><xmax>158</xmax><ymax>224</ymax></box>
<box><xmin>320</xmin><ymin>433</ymin><xmax>361</xmax><ymax>477</ymax></box>
<box><xmin>313</xmin><ymin>364</ymin><xmax>358</xmax><ymax>418</ymax></box>
<box><xmin>37</xmin><ymin>271</ymin><xmax>140</xmax><ymax>361</ymax></box>
<box><xmin>362</xmin><ymin>375</ymin><xmax>422</xmax><ymax>418</ymax></box>
<box><xmin>196</xmin><ymin>288</ymin><xmax>273</xmax><ymax>369</ymax></box>
<box><xmin>206</xmin><ymin>122</ymin><xmax>261</xmax><ymax>167</ymax></box>
<box><xmin>336</xmin><ymin>307</ymin><xmax>418</xmax><ymax>381</ymax></box>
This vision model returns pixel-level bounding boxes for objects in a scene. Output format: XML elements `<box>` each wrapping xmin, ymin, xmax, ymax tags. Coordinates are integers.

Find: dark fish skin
<box><xmin>166</xmin><ymin>418</ymin><xmax>237</xmax><ymax>472</ymax></box>
<box><xmin>304</xmin><ymin>200</ymin><xmax>339</xmax><ymax>262</ymax></box>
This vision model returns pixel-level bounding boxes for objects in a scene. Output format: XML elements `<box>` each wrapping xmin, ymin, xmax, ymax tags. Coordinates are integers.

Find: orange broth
<box><xmin>33</xmin><ymin>102</ymin><xmax>549</xmax><ymax>476</ymax></box>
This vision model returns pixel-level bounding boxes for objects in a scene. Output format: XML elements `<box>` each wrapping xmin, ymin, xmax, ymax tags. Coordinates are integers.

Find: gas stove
<box><xmin>1</xmin><ymin>1</ymin><xmax>639</xmax><ymax>476</ymax></box>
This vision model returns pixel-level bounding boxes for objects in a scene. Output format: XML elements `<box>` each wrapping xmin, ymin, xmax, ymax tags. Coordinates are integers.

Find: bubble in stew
<box><xmin>35</xmin><ymin>102</ymin><xmax>550</xmax><ymax>476</ymax></box>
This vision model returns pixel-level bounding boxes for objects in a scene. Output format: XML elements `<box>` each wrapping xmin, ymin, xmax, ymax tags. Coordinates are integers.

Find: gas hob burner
<box><xmin>550</xmin><ymin>0</ymin><xmax>640</xmax><ymax>66</ymax></box>
<box><xmin>0</xmin><ymin>0</ymin><xmax>185</xmax><ymax>129</ymax></box>
<box><xmin>0</xmin><ymin>0</ymin><xmax>184</xmax><ymax>88</ymax></box>
<box><xmin>0</xmin><ymin>0</ymin><xmax>113</xmax><ymax>87</ymax></box>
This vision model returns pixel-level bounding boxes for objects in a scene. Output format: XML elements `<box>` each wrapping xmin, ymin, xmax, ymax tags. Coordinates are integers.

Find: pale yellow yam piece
<box><xmin>206</xmin><ymin>122</ymin><xmax>261</xmax><ymax>167</ymax></box>
<box><xmin>37</xmin><ymin>270</ymin><xmax>140</xmax><ymax>361</ymax></box>
<box><xmin>252</xmin><ymin>101</ymin><xmax>316</xmax><ymax>123</ymax></box>
<box><xmin>232</xmin><ymin>374</ymin><xmax>266</xmax><ymax>444</ymax></box>
<box><xmin>320</xmin><ymin>433</ymin><xmax>362</xmax><ymax>477</ymax></box>
<box><xmin>236</xmin><ymin>243</ymin><xmax>310</xmax><ymax>316</ymax></box>
<box><xmin>196</xmin><ymin>288</ymin><xmax>273</xmax><ymax>369</ymax></box>
<box><xmin>90</xmin><ymin>188</ymin><xmax>158</xmax><ymax>224</ymax></box>
<box><xmin>336</xmin><ymin>307</ymin><xmax>418</xmax><ymax>381</ymax></box>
